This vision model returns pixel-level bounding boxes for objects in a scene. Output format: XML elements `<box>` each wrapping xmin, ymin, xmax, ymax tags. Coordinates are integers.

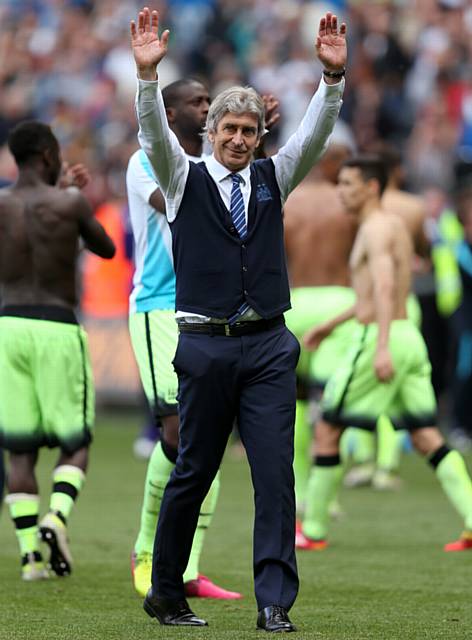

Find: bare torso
<box><xmin>350</xmin><ymin>210</ymin><xmax>413</xmax><ymax>324</ymax></box>
<box><xmin>284</xmin><ymin>180</ymin><xmax>358</xmax><ymax>287</ymax></box>
<box><xmin>0</xmin><ymin>184</ymin><xmax>88</xmax><ymax>308</ymax></box>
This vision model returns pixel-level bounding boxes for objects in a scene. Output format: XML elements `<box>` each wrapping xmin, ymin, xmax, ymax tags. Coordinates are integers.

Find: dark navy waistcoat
<box><xmin>170</xmin><ymin>158</ymin><xmax>291</xmax><ymax>319</ymax></box>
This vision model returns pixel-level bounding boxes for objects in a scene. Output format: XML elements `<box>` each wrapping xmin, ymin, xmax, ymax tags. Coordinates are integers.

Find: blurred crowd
<box><xmin>0</xmin><ymin>0</ymin><xmax>471</xmax><ymax>437</ymax></box>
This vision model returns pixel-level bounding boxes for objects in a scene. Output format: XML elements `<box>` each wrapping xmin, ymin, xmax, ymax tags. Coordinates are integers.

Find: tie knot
<box><xmin>231</xmin><ymin>173</ymin><xmax>242</xmax><ymax>186</ymax></box>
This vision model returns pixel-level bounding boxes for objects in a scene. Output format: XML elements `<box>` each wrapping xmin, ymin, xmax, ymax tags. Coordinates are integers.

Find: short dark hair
<box><xmin>162</xmin><ymin>78</ymin><xmax>205</xmax><ymax>109</ymax></box>
<box><xmin>368</xmin><ymin>142</ymin><xmax>401</xmax><ymax>176</ymax></box>
<box><xmin>8</xmin><ymin>120</ymin><xmax>59</xmax><ymax>166</ymax></box>
<box><xmin>342</xmin><ymin>155</ymin><xmax>389</xmax><ymax>195</ymax></box>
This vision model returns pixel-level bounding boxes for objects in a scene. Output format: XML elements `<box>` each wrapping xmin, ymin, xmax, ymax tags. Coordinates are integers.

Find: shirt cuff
<box><xmin>137</xmin><ymin>77</ymin><xmax>160</xmax><ymax>99</ymax></box>
<box><xmin>319</xmin><ymin>75</ymin><xmax>345</xmax><ymax>101</ymax></box>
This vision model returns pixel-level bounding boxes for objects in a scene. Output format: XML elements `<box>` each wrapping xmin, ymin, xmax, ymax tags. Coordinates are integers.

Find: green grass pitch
<box><xmin>0</xmin><ymin>411</ymin><xmax>471</xmax><ymax>639</ymax></box>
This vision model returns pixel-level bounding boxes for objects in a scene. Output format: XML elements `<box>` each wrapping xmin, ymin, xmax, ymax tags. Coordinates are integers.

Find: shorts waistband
<box><xmin>0</xmin><ymin>305</ymin><xmax>78</xmax><ymax>325</ymax></box>
<box><xmin>178</xmin><ymin>315</ymin><xmax>284</xmax><ymax>337</ymax></box>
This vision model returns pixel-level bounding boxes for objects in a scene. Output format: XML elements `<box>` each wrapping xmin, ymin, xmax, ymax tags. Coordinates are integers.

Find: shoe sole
<box><xmin>39</xmin><ymin>527</ymin><xmax>72</xmax><ymax>577</ymax></box>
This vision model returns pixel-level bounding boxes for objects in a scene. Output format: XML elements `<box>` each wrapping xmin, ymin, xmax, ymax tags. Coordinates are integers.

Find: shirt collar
<box><xmin>205</xmin><ymin>154</ymin><xmax>251</xmax><ymax>186</ymax></box>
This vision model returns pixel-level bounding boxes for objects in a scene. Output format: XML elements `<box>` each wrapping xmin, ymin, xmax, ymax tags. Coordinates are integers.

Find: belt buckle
<box><xmin>224</xmin><ymin>324</ymin><xmax>231</xmax><ymax>336</ymax></box>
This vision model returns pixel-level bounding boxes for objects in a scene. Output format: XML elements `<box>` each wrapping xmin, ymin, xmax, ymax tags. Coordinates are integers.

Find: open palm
<box><xmin>315</xmin><ymin>12</ymin><xmax>347</xmax><ymax>71</ymax></box>
<box><xmin>131</xmin><ymin>7</ymin><xmax>169</xmax><ymax>71</ymax></box>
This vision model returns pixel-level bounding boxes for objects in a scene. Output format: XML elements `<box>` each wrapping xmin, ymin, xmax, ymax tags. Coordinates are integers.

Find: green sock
<box><xmin>293</xmin><ymin>399</ymin><xmax>312</xmax><ymax>512</ymax></box>
<box><xmin>183</xmin><ymin>472</ymin><xmax>221</xmax><ymax>583</ymax></box>
<box><xmin>433</xmin><ymin>448</ymin><xmax>472</xmax><ymax>531</ymax></box>
<box><xmin>351</xmin><ymin>428</ymin><xmax>376</xmax><ymax>465</ymax></box>
<box><xmin>135</xmin><ymin>441</ymin><xmax>174</xmax><ymax>554</ymax></box>
<box><xmin>376</xmin><ymin>416</ymin><xmax>403</xmax><ymax>471</ymax></box>
<box><xmin>49</xmin><ymin>465</ymin><xmax>85</xmax><ymax>522</ymax></box>
<box><xmin>303</xmin><ymin>455</ymin><xmax>343</xmax><ymax>540</ymax></box>
<box><xmin>5</xmin><ymin>493</ymin><xmax>40</xmax><ymax>556</ymax></box>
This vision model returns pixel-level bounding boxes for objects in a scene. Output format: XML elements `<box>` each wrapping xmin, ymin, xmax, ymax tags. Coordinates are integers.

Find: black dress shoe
<box><xmin>257</xmin><ymin>605</ymin><xmax>296</xmax><ymax>632</ymax></box>
<box><xmin>143</xmin><ymin>591</ymin><xmax>208</xmax><ymax>626</ymax></box>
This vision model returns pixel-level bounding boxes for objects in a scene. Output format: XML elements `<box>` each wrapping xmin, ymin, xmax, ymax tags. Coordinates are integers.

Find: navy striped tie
<box><xmin>229</xmin><ymin>173</ymin><xmax>247</xmax><ymax>239</ymax></box>
<box><xmin>228</xmin><ymin>173</ymin><xmax>250</xmax><ymax>323</ymax></box>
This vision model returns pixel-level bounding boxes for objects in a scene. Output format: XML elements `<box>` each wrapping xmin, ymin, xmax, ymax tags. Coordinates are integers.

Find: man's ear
<box><xmin>166</xmin><ymin>106</ymin><xmax>177</xmax><ymax>124</ymax></box>
<box><xmin>208</xmin><ymin>130</ymin><xmax>215</xmax><ymax>144</ymax></box>
<box><xmin>43</xmin><ymin>148</ymin><xmax>54</xmax><ymax>167</ymax></box>
<box><xmin>255</xmin><ymin>136</ymin><xmax>262</xmax><ymax>148</ymax></box>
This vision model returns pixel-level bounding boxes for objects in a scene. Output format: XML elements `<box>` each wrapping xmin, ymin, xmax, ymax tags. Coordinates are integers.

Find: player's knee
<box><xmin>410</xmin><ymin>427</ymin><xmax>444</xmax><ymax>457</ymax></box>
<box><xmin>58</xmin><ymin>446</ymin><xmax>88</xmax><ymax>471</ymax></box>
<box><xmin>315</xmin><ymin>419</ymin><xmax>342</xmax><ymax>453</ymax></box>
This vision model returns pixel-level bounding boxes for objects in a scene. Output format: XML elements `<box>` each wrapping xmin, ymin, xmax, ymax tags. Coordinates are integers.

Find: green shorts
<box><xmin>0</xmin><ymin>315</ymin><xmax>95</xmax><ymax>453</ymax></box>
<box><xmin>129</xmin><ymin>310</ymin><xmax>178</xmax><ymax>416</ymax></box>
<box><xmin>310</xmin><ymin>293</ymin><xmax>422</xmax><ymax>389</ymax></box>
<box><xmin>321</xmin><ymin>319</ymin><xmax>437</xmax><ymax>431</ymax></box>
<box><xmin>285</xmin><ymin>287</ymin><xmax>355</xmax><ymax>390</ymax></box>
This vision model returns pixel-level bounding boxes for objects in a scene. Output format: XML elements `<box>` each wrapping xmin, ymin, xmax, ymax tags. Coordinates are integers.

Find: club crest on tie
<box><xmin>256</xmin><ymin>183</ymin><xmax>273</xmax><ymax>202</ymax></box>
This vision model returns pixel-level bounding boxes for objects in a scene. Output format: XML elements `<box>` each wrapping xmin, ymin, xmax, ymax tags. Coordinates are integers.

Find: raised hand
<box><xmin>59</xmin><ymin>162</ymin><xmax>90</xmax><ymax>190</ymax></box>
<box><xmin>315</xmin><ymin>12</ymin><xmax>347</xmax><ymax>73</ymax></box>
<box><xmin>262</xmin><ymin>95</ymin><xmax>280</xmax><ymax>132</ymax></box>
<box><xmin>130</xmin><ymin>7</ymin><xmax>170</xmax><ymax>80</ymax></box>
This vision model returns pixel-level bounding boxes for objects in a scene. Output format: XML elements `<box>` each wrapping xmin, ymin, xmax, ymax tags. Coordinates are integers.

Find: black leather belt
<box><xmin>178</xmin><ymin>315</ymin><xmax>284</xmax><ymax>337</ymax></box>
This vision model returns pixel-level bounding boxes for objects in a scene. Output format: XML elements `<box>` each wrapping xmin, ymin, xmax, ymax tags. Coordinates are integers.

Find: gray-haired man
<box><xmin>131</xmin><ymin>6</ymin><xmax>347</xmax><ymax>632</ymax></box>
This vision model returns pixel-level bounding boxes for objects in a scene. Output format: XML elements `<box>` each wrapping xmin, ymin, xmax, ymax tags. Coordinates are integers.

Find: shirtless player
<box><xmin>343</xmin><ymin>146</ymin><xmax>430</xmax><ymax>490</ymax></box>
<box><xmin>284</xmin><ymin>127</ymin><xmax>357</xmax><ymax>513</ymax></box>
<box><xmin>0</xmin><ymin>121</ymin><xmax>115</xmax><ymax>580</ymax></box>
<box><xmin>299</xmin><ymin>155</ymin><xmax>472</xmax><ymax>552</ymax></box>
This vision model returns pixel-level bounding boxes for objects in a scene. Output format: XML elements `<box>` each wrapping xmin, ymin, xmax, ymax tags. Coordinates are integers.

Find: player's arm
<box><xmin>74</xmin><ymin>191</ymin><xmax>116</xmax><ymax>259</ymax></box>
<box><xmin>131</xmin><ymin>8</ymin><xmax>188</xmax><ymax>222</ymax></box>
<box><xmin>303</xmin><ymin>305</ymin><xmax>356</xmax><ymax>350</ymax></box>
<box><xmin>364</xmin><ymin>222</ymin><xmax>395</xmax><ymax>381</ymax></box>
<box><xmin>273</xmin><ymin>12</ymin><xmax>346</xmax><ymax>202</ymax></box>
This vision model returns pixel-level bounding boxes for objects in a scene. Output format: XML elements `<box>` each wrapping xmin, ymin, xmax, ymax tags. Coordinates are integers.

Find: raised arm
<box><xmin>274</xmin><ymin>12</ymin><xmax>347</xmax><ymax>202</ymax></box>
<box><xmin>131</xmin><ymin>7</ymin><xmax>188</xmax><ymax>218</ymax></box>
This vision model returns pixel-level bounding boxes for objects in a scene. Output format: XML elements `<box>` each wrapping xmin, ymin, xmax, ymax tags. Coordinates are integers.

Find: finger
<box><xmin>318</xmin><ymin>17</ymin><xmax>326</xmax><ymax>37</ymax></box>
<box><xmin>161</xmin><ymin>29</ymin><xmax>170</xmax><ymax>47</ymax></box>
<box><xmin>331</xmin><ymin>14</ymin><xmax>338</xmax><ymax>34</ymax></box>
<box><xmin>315</xmin><ymin>35</ymin><xmax>322</xmax><ymax>50</ymax></box>
<box><xmin>325</xmin><ymin>12</ymin><xmax>332</xmax><ymax>35</ymax></box>
<box><xmin>143</xmin><ymin>6</ymin><xmax>150</xmax><ymax>32</ymax></box>
<box><xmin>130</xmin><ymin>20</ymin><xmax>136</xmax><ymax>37</ymax></box>
<box><xmin>138</xmin><ymin>11</ymin><xmax>144</xmax><ymax>32</ymax></box>
<box><xmin>340</xmin><ymin>22</ymin><xmax>347</xmax><ymax>36</ymax></box>
<box><xmin>151</xmin><ymin>9</ymin><xmax>159</xmax><ymax>34</ymax></box>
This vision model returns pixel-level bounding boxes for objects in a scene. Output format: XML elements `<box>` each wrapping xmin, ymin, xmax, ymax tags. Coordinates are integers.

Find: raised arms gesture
<box><xmin>131</xmin><ymin>7</ymin><xmax>170</xmax><ymax>81</ymax></box>
<box><xmin>315</xmin><ymin>12</ymin><xmax>347</xmax><ymax>78</ymax></box>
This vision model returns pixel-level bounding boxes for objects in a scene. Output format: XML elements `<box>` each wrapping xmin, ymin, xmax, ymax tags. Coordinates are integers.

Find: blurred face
<box><xmin>172</xmin><ymin>82</ymin><xmax>210</xmax><ymax>138</ymax></box>
<box><xmin>208</xmin><ymin>112</ymin><xmax>260</xmax><ymax>172</ymax></box>
<box><xmin>337</xmin><ymin>167</ymin><xmax>371</xmax><ymax>215</ymax></box>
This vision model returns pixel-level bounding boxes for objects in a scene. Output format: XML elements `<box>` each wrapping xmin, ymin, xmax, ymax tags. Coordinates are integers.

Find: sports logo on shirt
<box><xmin>256</xmin><ymin>183</ymin><xmax>273</xmax><ymax>202</ymax></box>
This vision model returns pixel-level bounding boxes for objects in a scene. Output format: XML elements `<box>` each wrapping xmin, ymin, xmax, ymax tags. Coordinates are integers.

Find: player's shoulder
<box><xmin>362</xmin><ymin>209</ymin><xmax>398</xmax><ymax>239</ymax></box>
<box><xmin>384</xmin><ymin>189</ymin><xmax>425</xmax><ymax>216</ymax></box>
